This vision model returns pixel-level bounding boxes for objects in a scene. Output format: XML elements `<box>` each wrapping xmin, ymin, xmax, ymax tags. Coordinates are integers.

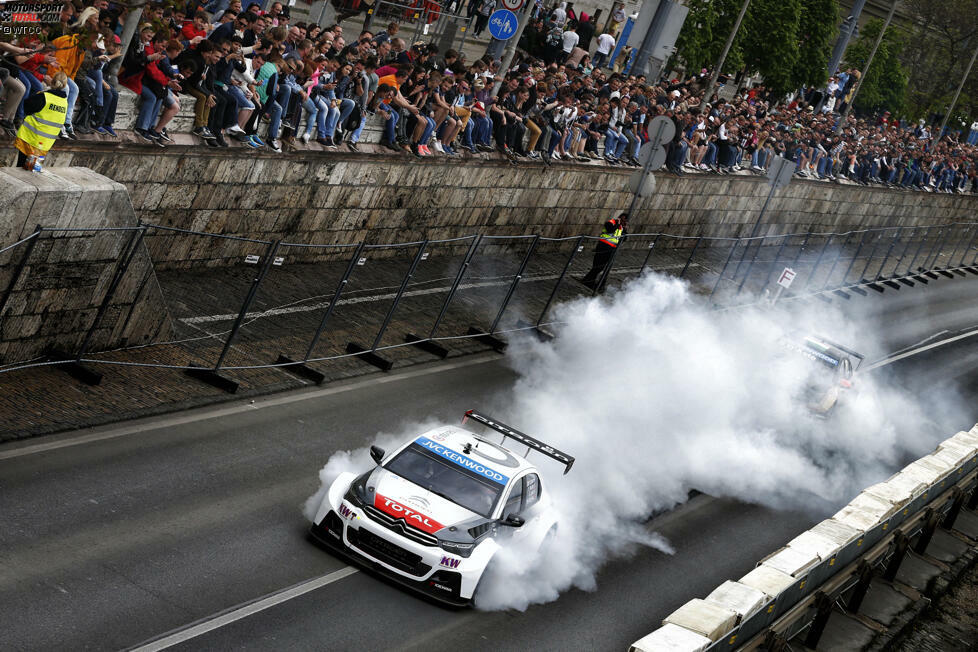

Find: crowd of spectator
<box><xmin>0</xmin><ymin>0</ymin><xmax>975</xmax><ymax>193</ymax></box>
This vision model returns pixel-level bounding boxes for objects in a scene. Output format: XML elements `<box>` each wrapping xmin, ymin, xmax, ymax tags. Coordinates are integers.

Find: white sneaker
<box><xmin>431</xmin><ymin>141</ymin><xmax>444</xmax><ymax>153</ymax></box>
<box><xmin>227</xmin><ymin>125</ymin><xmax>245</xmax><ymax>134</ymax></box>
<box><xmin>699</xmin><ymin>163</ymin><xmax>709</xmax><ymax>170</ymax></box>
<box><xmin>300</xmin><ymin>132</ymin><xmax>311</xmax><ymax>144</ymax></box>
<box><xmin>270</xmin><ymin>138</ymin><xmax>282</xmax><ymax>153</ymax></box>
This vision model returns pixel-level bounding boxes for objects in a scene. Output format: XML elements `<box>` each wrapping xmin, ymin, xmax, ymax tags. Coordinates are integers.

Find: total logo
<box><xmin>440</xmin><ymin>556</ymin><xmax>461</xmax><ymax>569</ymax></box>
<box><xmin>374</xmin><ymin>494</ymin><xmax>444</xmax><ymax>534</ymax></box>
<box><xmin>338</xmin><ymin>504</ymin><xmax>358</xmax><ymax>520</ymax></box>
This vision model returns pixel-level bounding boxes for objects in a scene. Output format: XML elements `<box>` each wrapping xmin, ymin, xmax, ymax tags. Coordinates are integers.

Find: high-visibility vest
<box><xmin>599</xmin><ymin>225</ymin><xmax>623</xmax><ymax>247</ymax></box>
<box><xmin>16</xmin><ymin>92</ymin><xmax>68</xmax><ymax>153</ymax></box>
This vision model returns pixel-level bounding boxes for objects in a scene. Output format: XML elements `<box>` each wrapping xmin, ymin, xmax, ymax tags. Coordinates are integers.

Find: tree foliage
<box><xmin>674</xmin><ymin>0</ymin><xmax>839</xmax><ymax>97</ymax></box>
<box><xmin>899</xmin><ymin>0</ymin><xmax>978</xmax><ymax>122</ymax></box>
<box><xmin>842</xmin><ymin>18</ymin><xmax>909</xmax><ymax>115</ymax></box>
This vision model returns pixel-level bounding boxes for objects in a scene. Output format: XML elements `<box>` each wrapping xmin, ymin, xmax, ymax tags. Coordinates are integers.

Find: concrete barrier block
<box><xmin>869</xmin><ymin>474</ymin><xmax>927</xmax><ymax>506</ymax></box>
<box><xmin>898</xmin><ymin>461</ymin><xmax>945</xmax><ymax>487</ymax></box>
<box><xmin>943</xmin><ymin>433</ymin><xmax>978</xmax><ymax>456</ymax></box>
<box><xmin>704</xmin><ymin>580</ymin><xmax>768</xmax><ymax>620</ymax></box>
<box><xmin>810</xmin><ymin>518</ymin><xmax>863</xmax><ymax>547</ymax></box>
<box><xmin>663</xmin><ymin>599</ymin><xmax>739</xmax><ymax>642</ymax></box>
<box><xmin>834</xmin><ymin>504</ymin><xmax>887</xmax><ymax>532</ymax></box>
<box><xmin>629</xmin><ymin>623</ymin><xmax>713</xmax><ymax>652</ymax></box>
<box><xmin>836</xmin><ymin>492</ymin><xmax>900</xmax><ymax>529</ymax></box>
<box><xmin>760</xmin><ymin>546</ymin><xmax>821</xmax><ymax>577</ymax></box>
<box><xmin>787</xmin><ymin>530</ymin><xmax>842</xmax><ymax>561</ymax></box>
<box><xmin>740</xmin><ymin>564</ymin><xmax>795</xmax><ymax>598</ymax></box>
<box><xmin>934</xmin><ymin>440</ymin><xmax>976</xmax><ymax>467</ymax></box>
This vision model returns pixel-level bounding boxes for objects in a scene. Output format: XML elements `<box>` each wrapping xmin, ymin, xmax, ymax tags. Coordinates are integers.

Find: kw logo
<box><xmin>338</xmin><ymin>504</ymin><xmax>356</xmax><ymax>519</ymax></box>
<box><xmin>440</xmin><ymin>556</ymin><xmax>461</xmax><ymax>569</ymax></box>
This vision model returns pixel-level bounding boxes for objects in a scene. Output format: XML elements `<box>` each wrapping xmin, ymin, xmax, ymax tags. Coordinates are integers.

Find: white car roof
<box><xmin>409</xmin><ymin>425</ymin><xmax>538</xmax><ymax>484</ymax></box>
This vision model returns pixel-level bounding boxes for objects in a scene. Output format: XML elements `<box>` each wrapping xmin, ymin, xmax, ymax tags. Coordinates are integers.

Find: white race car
<box><xmin>309</xmin><ymin>410</ymin><xmax>574</xmax><ymax>606</ymax></box>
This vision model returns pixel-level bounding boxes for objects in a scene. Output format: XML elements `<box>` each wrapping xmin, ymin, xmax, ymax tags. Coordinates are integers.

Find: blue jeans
<box><xmin>325</xmin><ymin>99</ymin><xmax>356</xmax><ymax>137</ymax></box>
<box><xmin>266</xmin><ymin>99</ymin><xmax>283</xmax><ymax>139</ymax></box>
<box><xmin>380</xmin><ymin>102</ymin><xmax>399</xmax><ymax>142</ymax></box>
<box><xmin>704</xmin><ymin>142</ymin><xmax>718</xmax><ymax>166</ymax></box>
<box><xmin>86</xmin><ymin>67</ymin><xmax>104</xmax><ymax>107</ymax></box>
<box><xmin>605</xmin><ymin>129</ymin><xmax>626</xmax><ymax>158</ymax></box>
<box><xmin>136</xmin><ymin>86</ymin><xmax>162</xmax><ymax>131</ymax></box>
<box><xmin>474</xmin><ymin>115</ymin><xmax>491</xmax><ymax>144</ymax></box>
<box><xmin>16</xmin><ymin>71</ymin><xmax>41</xmax><ymax>119</ymax></box>
<box><xmin>303</xmin><ymin>95</ymin><xmax>320</xmax><ymax>136</ymax></box>
<box><xmin>463</xmin><ymin>119</ymin><xmax>475</xmax><ymax>148</ymax></box>
<box><xmin>418</xmin><ymin>115</ymin><xmax>436</xmax><ymax>144</ymax></box>
<box><xmin>227</xmin><ymin>85</ymin><xmax>254</xmax><ymax>110</ymax></box>
<box><xmin>64</xmin><ymin>77</ymin><xmax>78</xmax><ymax>127</ymax></box>
<box><xmin>350</xmin><ymin>114</ymin><xmax>366</xmax><ymax>143</ymax></box>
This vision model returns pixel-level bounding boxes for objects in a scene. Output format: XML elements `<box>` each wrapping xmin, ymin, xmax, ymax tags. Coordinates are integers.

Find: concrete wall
<box><xmin>0</xmin><ymin>168</ymin><xmax>171</xmax><ymax>363</ymax></box>
<box><xmin>41</xmin><ymin>144</ymin><xmax>978</xmax><ymax>270</ymax></box>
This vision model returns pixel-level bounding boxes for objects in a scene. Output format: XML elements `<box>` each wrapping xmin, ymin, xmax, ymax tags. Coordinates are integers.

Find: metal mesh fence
<box><xmin>1</xmin><ymin>221</ymin><xmax>976</xmax><ymax>386</ymax></box>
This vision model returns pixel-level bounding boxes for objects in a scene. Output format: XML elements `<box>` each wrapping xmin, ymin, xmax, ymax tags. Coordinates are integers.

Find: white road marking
<box><xmin>0</xmin><ymin>353</ymin><xmax>501</xmax><ymax>460</ymax></box>
<box><xmin>129</xmin><ymin>566</ymin><xmax>358</xmax><ymax>652</ymax></box>
<box><xmin>863</xmin><ymin>328</ymin><xmax>978</xmax><ymax>371</ymax></box>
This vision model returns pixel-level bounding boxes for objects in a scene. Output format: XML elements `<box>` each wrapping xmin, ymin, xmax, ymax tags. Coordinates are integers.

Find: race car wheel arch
<box><xmin>315</xmin><ymin>471</ymin><xmax>358</xmax><ymax>525</ymax></box>
<box><xmin>461</xmin><ymin>537</ymin><xmax>501</xmax><ymax>600</ymax></box>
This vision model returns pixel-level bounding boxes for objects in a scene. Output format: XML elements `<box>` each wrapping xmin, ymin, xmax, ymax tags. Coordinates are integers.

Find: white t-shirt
<box><xmin>553</xmin><ymin>7</ymin><xmax>566</xmax><ymax>25</ymax></box>
<box><xmin>596</xmin><ymin>33</ymin><xmax>615</xmax><ymax>55</ymax></box>
<box><xmin>561</xmin><ymin>30</ymin><xmax>579</xmax><ymax>53</ymax></box>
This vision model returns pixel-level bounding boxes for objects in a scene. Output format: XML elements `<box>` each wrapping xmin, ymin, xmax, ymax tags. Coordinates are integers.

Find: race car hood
<box><xmin>368</xmin><ymin>469</ymin><xmax>482</xmax><ymax>534</ymax></box>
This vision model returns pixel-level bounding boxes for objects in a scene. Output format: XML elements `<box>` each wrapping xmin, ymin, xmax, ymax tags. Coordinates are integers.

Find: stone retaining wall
<box><xmin>0</xmin><ymin>168</ymin><xmax>171</xmax><ymax>363</ymax></box>
<box><xmin>39</xmin><ymin>144</ymin><xmax>978</xmax><ymax>271</ymax></box>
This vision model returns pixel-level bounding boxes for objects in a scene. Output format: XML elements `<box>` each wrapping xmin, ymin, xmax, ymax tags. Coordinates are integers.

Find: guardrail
<box><xmin>630</xmin><ymin>425</ymin><xmax>978</xmax><ymax>651</ymax></box>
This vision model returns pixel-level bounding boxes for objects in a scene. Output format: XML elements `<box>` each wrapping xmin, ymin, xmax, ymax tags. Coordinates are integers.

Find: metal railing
<box><xmin>0</xmin><ymin>221</ymin><xmax>976</xmax><ymax>392</ymax></box>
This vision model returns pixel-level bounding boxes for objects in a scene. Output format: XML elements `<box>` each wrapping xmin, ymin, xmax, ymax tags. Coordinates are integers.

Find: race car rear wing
<box><xmin>808</xmin><ymin>335</ymin><xmax>865</xmax><ymax>371</ymax></box>
<box><xmin>463</xmin><ymin>410</ymin><xmax>575</xmax><ymax>474</ymax></box>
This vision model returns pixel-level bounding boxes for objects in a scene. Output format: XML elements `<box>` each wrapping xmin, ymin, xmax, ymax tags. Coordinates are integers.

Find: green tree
<box><xmin>792</xmin><ymin>0</ymin><xmax>839</xmax><ymax>88</ymax></box>
<box><xmin>737</xmin><ymin>0</ymin><xmax>803</xmax><ymax>96</ymax></box>
<box><xmin>842</xmin><ymin>18</ymin><xmax>908</xmax><ymax>115</ymax></box>
<box><xmin>673</xmin><ymin>0</ymin><xmax>745</xmax><ymax>76</ymax></box>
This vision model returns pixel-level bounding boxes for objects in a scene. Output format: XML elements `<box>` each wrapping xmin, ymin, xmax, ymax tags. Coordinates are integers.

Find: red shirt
<box><xmin>181</xmin><ymin>22</ymin><xmax>207</xmax><ymax>45</ymax></box>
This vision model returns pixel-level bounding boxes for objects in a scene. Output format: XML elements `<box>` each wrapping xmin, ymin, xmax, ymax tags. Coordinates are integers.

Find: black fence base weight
<box><xmin>849</xmin><ymin>285</ymin><xmax>869</xmax><ymax>296</ymax></box>
<box><xmin>467</xmin><ymin>327</ymin><xmax>507</xmax><ymax>352</ymax></box>
<box><xmin>817</xmin><ymin>294</ymin><xmax>833</xmax><ymax>303</ymax></box>
<box><xmin>898</xmin><ymin>278</ymin><xmax>915</xmax><ymax>287</ymax></box>
<box><xmin>345</xmin><ymin>342</ymin><xmax>393</xmax><ymax>371</ymax></box>
<box><xmin>866</xmin><ymin>282</ymin><xmax>884</xmax><ymax>292</ymax></box>
<box><xmin>938</xmin><ymin>270</ymin><xmax>955</xmax><ymax>279</ymax></box>
<box><xmin>276</xmin><ymin>355</ymin><xmax>326</xmax><ymax>384</ymax></box>
<box><xmin>516</xmin><ymin>319</ymin><xmax>554</xmax><ymax>342</ymax></box>
<box><xmin>185</xmin><ymin>364</ymin><xmax>239</xmax><ymax>393</ymax></box>
<box><xmin>924</xmin><ymin>271</ymin><xmax>940</xmax><ymax>280</ymax></box>
<box><xmin>833</xmin><ymin>289</ymin><xmax>851</xmax><ymax>300</ymax></box>
<box><xmin>912</xmin><ymin>275</ymin><xmax>929</xmax><ymax>284</ymax></box>
<box><xmin>966</xmin><ymin>267</ymin><xmax>978</xmax><ymax>276</ymax></box>
<box><xmin>404</xmin><ymin>333</ymin><xmax>449</xmax><ymax>359</ymax></box>
<box><xmin>884</xmin><ymin>280</ymin><xmax>902</xmax><ymax>290</ymax></box>
<box><xmin>953</xmin><ymin>269</ymin><xmax>968</xmax><ymax>277</ymax></box>
<box><xmin>49</xmin><ymin>351</ymin><xmax>103</xmax><ymax>386</ymax></box>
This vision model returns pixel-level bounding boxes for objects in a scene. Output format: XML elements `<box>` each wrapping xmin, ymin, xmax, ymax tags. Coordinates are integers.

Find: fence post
<box><xmin>760</xmin><ymin>232</ymin><xmax>790</xmax><ymax>289</ymax></box>
<box><xmin>490</xmin><ymin>235</ymin><xmax>539</xmax><ymax>333</ymax></box>
<box><xmin>708</xmin><ymin>238</ymin><xmax>741</xmax><ymax>301</ymax></box>
<box><xmin>906</xmin><ymin>226</ymin><xmax>932</xmax><ymax>274</ymax></box>
<box><xmin>186</xmin><ymin>239</ymin><xmax>280</xmax><ymax>393</ymax></box>
<box><xmin>858</xmin><ymin>228</ymin><xmax>885</xmax><ymax>281</ymax></box>
<box><xmin>895</xmin><ymin>226</ymin><xmax>919</xmax><ymax>277</ymax></box>
<box><xmin>942</xmin><ymin>487</ymin><xmax>966</xmax><ymax>530</ymax></box>
<box><xmin>954</xmin><ymin>225</ymin><xmax>976</xmax><ymax>268</ymax></box>
<box><xmin>536</xmin><ymin>236</ymin><xmax>584</xmax><ymax>327</ymax></box>
<box><xmin>427</xmin><ymin>235</ymin><xmax>481</xmax><ymax>339</ymax></box>
<box><xmin>639</xmin><ymin>233</ymin><xmax>661</xmax><ymax>273</ymax></box>
<box><xmin>803</xmin><ymin>591</ymin><xmax>834</xmax><ymax>649</ymax></box>
<box><xmin>875</xmin><ymin>227</ymin><xmax>902</xmax><ymax>280</ymax></box>
<box><xmin>679</xmin><ymin>237</ymin><xmax>702</xmax><ymax>279</ymax></box>
<box><xmin>735</xmin><ymin>234</ymin><xmax>771</xmax><ymax>295</ymax></box>
<box><xmin>821</xmin><ymin>233</ymin><xmax>851</xmax><ymax>290</ymax></box>
<box><xmin>347</xmin><ymin>240</ymin><xmax>429</xmax><ymax>371</ymax></box>
<box><xmin>75</xmin><ymin>226</ymin><xmax>147</xmax><ymax>361</ymax></box>
<box><xmin>789</xmin><ymin>231</ymin><xmax>811</xmax><ymax>269</ymax></box>
<box><xmin>846</xmin><ymin>560</ymin><xmax>874</xmax><ymax>613</ymax></box>
<box><xmin>0</xmin><ymin>225</ymin><xmax>42</xmax><ymax>321</ymax></box>
<box><xmin>804</xmin><ymin>233</ymin><xmax>833</xmax><ymax>291</ymax></box>
<box><xmin>301</xmin><ymin>242</ymin><xmax>365</xmax><ymax>363</ymax></box>
<box><xmin>56</xmin><ymin>227</ymin><xmax>146</xmax><ymax>386</ymax></box>
<box><xmin>924</xmin><ymin>227</ymin><xmax>949</xmax><ymax>270</ymax></box>
<box><xmin>882</xmin><ymin>530</ymin><xmax>909</xmax><ymax>581</ymax></box>
<box><xmin>840</xmin><ymin>229</ymin><xmax>871</xmax><ymax>286</ymax></box>
<box><xmin>912</xmin><ymin>507</ymin><xmax>939</xmax><ymax>554</ymax></box>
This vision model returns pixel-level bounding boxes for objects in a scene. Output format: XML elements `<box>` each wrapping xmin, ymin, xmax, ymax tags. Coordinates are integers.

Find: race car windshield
<box><xmin>385</xmin><ymin>444</ymin><xmax>503</xmax><ymax>518</ymax></box>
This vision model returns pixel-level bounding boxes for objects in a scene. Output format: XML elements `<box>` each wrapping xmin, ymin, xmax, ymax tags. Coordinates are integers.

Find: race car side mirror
<box><xmin>501</xmin><ymin>514</ymin><xmax>525</xmax><ymax>528</ymax></box>
<box><xmin>370</xmin><ymin>446</ymin><xmax>385</xmax><ymax>465</ymax></box>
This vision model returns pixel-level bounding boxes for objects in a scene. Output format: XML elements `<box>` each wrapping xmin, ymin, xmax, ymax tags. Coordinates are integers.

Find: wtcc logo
<box><xmin>440</xmin><ymin>556</ymin><xmax>461</xmax><ymax>569</ymax></box>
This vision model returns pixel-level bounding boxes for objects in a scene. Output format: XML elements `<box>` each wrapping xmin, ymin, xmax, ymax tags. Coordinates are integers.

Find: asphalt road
<box><xmin>2</xmin><ymin>275</ymin><xmax>978</xmax><ymax>652</ymax></box>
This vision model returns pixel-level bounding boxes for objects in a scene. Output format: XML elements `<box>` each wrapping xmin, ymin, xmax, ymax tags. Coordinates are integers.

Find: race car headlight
<box><xmin>438</xmin><ymin>540</ymin><xmax>476</xmax><ymax>558</ymax></box>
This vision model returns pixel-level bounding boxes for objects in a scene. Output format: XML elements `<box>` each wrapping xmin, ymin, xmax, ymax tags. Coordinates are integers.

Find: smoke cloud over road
<box><xmin>307</xmin><ymin>271</ymin><xmax>949</xmax><ymax>611</ymax></box>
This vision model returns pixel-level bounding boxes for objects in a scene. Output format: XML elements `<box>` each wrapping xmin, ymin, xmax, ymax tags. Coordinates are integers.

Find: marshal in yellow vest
<box><xmin>16</xmin><ymin>92</ymin><xmax>68</xmax><ymax>156</ymax></box>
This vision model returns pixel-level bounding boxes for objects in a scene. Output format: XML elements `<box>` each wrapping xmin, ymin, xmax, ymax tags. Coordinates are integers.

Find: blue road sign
<box><xmin>488</xmin><ymin>9</ymin><xmax>518</xmax><ymax>40</ymax></box>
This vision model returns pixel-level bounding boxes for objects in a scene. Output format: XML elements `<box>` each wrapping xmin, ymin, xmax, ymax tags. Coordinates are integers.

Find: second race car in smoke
<box><xmin>309</xmin><ymin>410</ymin><xmax>574</xmax><ymax>606</ymax></box>
<box><xmin>783</xmin><ymin>334</ymin><xmax>864</xmax><ymax>415</ymax></box>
